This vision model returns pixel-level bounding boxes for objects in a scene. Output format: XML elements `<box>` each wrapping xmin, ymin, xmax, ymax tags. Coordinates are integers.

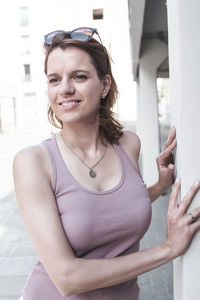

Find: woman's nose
<box><xmin>59</xmin><ymin>79</ymin><xmax>75</xmax><ymax>95</ymax></box>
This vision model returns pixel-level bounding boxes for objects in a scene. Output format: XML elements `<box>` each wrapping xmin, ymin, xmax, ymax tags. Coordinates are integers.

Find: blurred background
<box><xmin>0</xmin><ymin>0</ymin><xmax>170</xmax><ymax>199</ymax></box>
<box><xmin>0</xmin><ymin>0</ymin><xmax>171</xmax><ymax>299</ymax></box>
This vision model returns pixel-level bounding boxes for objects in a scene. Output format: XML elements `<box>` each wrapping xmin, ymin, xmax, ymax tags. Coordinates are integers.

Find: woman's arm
<box><xmin>13</xmin><ymin>147</ymin><xmax>200</xmax><ymax>297</ymax></box>
<box><xmin>147</xmin><ymin>182</ymin><xmax>166</xmax><ymax>203</ymax></box>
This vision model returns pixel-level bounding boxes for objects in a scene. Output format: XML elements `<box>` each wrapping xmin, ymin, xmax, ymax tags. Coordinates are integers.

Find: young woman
<box><xmin>13</xmin><ymin>27</ymin><xmax>200</xmax><ymax>299</ymax></box>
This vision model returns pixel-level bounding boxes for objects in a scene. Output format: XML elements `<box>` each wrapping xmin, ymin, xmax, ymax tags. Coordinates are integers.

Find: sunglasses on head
<box><xmin>44</xmin><ymin>27</ymin><xmax>103</xmax><ymax>46</ymax></box>
<box><xmin>44</xmin><ymin>27</ymin><xmax>108</xmax><ymax>71</ymax></box>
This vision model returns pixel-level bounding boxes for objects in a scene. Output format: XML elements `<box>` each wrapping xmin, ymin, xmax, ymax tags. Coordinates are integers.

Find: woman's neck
<box><xmin>60</xmin><ymin>123</ymin><xmax>106</xmax><ymax>157</ymax></box>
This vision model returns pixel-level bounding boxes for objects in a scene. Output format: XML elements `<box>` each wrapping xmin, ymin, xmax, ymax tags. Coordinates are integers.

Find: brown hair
<box><xmin>44</xmin><ymin>35</ymin><xmax>124</xmax><ymax>144</ymax></box>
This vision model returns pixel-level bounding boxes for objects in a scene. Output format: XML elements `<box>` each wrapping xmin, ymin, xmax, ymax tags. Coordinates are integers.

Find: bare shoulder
<box><xmin>13</xmin><ymin>142</ymin><xmax>51</xmax><ymax>183</ymax></box>
<box><xmin>13</xmin><ymin>142</ymin><xmax>46</xmax><ymax>162</ymax></box>
<box><xmin>119</xmin><ymin>130</ymin><xmax>141</xmax><ymax>173</ymax></box>
<box><xmin>119</xmin><ymin>130</ymin><xmax>141</xmax><ymax>158</ymax></box>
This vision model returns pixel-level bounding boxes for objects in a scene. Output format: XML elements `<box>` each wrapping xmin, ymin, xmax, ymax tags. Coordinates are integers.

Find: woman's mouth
<box><xmin>59</xmin><ymin>100</ymin><xmax>81</xmax><ymax>110</ymax></box>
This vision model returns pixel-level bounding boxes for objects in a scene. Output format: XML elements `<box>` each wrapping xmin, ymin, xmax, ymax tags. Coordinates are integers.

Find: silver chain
<box><xmin>60</xmin><ymin>132</ymin><xmax>107</xmax><ymax>178</ymax></box>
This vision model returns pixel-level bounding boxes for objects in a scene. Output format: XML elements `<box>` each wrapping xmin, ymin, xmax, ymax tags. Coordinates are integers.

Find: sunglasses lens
<box><xmin>45</xmin><ymin>28</ymin><xmax>97</xmax><ymax>45</ymax></box>
<box><xmin>71</xmin><ymin>28</ymin><xmax>94</xmax><ymax>41</ymax></box>
<box><xmin>45</xmin><ymin>31</ymin><xmax>67</xmax><ymax>45</ymax></box>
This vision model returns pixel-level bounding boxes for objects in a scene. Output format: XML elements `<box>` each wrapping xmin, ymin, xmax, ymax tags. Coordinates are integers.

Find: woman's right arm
<box><xmin>13</xmin><ymin>148</ymin><xmax>200</xmax><ymax>297</ymax></box>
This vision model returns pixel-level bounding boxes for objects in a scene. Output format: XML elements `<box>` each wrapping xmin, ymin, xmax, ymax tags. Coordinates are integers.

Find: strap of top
<box><xmin>115</xmin><ymin>142</ymin><xmax>143</xmax><ymax>180</ymax></box>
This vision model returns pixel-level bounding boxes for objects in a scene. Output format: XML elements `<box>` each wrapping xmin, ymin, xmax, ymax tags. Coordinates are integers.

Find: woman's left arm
<box><xmin>148</xmin><ymin>127</ymin><xmax>177</xmax><ymax>203</ymax></box>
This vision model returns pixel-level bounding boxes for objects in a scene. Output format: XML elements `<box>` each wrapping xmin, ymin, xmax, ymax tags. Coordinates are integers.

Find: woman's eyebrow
<box><xmin>72</xmin><ymin>69</ymin><xmax>90</xmax><ymax>74</ymax></box>
<box><xmin>47</xmin><ymin>73</ymin><xmax>59</xmax><ymax>78</ymax></box>
<box><xmin>47</xmin><ymin>70</ymin><xmax>90</xmax><ymax>78</ymax></box>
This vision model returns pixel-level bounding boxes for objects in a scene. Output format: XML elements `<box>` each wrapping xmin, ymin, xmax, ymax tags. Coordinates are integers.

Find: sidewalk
<box><xmin>138</xmin><ymin>191</ymin><xmax>173</xmax><ymax>300</ymax></box>
<box><xmin>0</xmin><ymin>123</ymin><xmax>173</xmax><ymax>299</ymax></box>
<box><xmin>0</xmin><ymin>191</ymin><xmax>37</xmax><ymax>300</ymax></box>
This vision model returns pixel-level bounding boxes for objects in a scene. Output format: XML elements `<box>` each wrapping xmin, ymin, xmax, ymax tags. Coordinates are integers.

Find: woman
<box><xmin>13</xmin><ymin>27</ymin><xmax>200</xmax><ymax>299</ymax></box>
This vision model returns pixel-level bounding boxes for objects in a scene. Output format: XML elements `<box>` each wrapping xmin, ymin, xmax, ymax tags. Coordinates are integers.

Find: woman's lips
<box><xmin>59</xmin><ymin>100</ymin><xmax>81</xmax><ymax>110</ymax></box>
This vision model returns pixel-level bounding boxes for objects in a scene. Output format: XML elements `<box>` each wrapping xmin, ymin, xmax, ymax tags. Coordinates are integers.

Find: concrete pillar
<box><xmin>167</xmin><ymin>1</ymin><xmax>200</xmax><ymax>299</ymax></box>
<box><xmin>137</xmin><ymin>39</ymin><xmax>168</xmax><ymax>185</ymax></box>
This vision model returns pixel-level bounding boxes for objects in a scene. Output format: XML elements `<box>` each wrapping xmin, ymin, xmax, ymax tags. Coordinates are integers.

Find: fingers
<box><xmin>190</xmin><ymin>217</ymin><xmax>200</xmax><ymax>234</ymax></box>
<box><xmin>184</xmin><ymin>208</ymin><xmax>200</xmax><ymax>225</ymax></box>
<box><xmin>168</xmin><ymin>164</ymin><xmax>175</xmax><ymax>171</ymax></box>
<box><xmin>162</xmin><ymin>127</ymin><xmax>176</xmax><ymax>151</ymax></box>
<box><xmin>160</xmin><ymin>139</ymin><xmax>177</xmax><ymax>161</ymax></box>
<box><xmin>165</xmin><ymin>177</ymin><xmax>200</xmax><ymax>257</ymax></box>
<box><xmin>158</xmin><ymin>127</ymin><xmax>176</xmax><ymax>169</ymax></box>
<box><xmin>188</xmin><ymin>206</ymin><xmax>200</xmax><ymax>234</ymax></box>
<box><xmin>178</xmin><ymin>181</ymin><xmax>200</xmax><ymax>215</ymax></box>
<box><xmin>168</xmin><ymin>178</ymin><xmax>181</xmax><ymax>211</ymax></box>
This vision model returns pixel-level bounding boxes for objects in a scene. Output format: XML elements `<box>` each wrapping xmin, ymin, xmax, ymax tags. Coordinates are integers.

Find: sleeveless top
<box><xmin>22</xmin><ymin>134</ymin><xmax>152</xmax><ymax>300</ymax></box>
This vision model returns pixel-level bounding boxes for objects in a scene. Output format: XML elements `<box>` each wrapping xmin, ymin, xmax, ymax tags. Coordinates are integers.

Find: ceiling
<box><xmin>128</xmin><ymin>0</ymin><xmax>169</xmax><ymax>79</ymax></box>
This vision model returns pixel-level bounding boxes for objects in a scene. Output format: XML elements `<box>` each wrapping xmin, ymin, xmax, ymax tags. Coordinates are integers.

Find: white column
<box><xmin>167</xmin><ymin>1</ymin><xmax>200</xmax><ymax>299</ymax></box>
<box><xmin>137</xmin><ymin>39</ymin><xmax>168</xmax><ymax>186</ymax></box>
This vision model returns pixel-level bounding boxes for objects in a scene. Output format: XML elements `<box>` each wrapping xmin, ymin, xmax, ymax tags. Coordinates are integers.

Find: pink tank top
<box><xmin>22</xmin><ymin>134</ymin><xmax>152</xmax><ymax>300</ymax></box>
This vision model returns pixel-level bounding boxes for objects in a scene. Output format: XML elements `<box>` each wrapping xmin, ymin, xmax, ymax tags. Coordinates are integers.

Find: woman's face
<box><xmin>46</xmin><ymin>46</ymin><xmax>110</xmax><ymax>125</ymax></box>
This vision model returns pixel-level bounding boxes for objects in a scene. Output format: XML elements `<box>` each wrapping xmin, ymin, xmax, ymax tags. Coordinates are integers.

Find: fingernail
<box><xmin>194</xmin><ymin>181</ymin><xmax>200</xmax><ymax>187</ymax></box>
<box><xmin>169</xmin><ymin>164</ymin><xmax>174</xmax><ymax>169</ymax></box>
<box><xmin>176</xmin><ymin>177</ymin><xmax>180</xmax><ymax>183</ymax></box>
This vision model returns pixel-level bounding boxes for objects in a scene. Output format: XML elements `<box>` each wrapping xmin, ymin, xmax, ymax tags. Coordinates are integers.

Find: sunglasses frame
<box><xmin>44</xmin><ymin>27</ymin><xmax>103</xmax><ymax>45</ymax></box>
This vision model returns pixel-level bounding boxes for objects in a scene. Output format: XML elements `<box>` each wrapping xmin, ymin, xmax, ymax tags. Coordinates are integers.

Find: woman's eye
<box><xmin>74</xmin><ymin>75</ymin><xmax>87</xmax><ymax>80</ymax></box>
<box><xmin>49</xmin><ymin>78</ymin><xmax>60</xmax><ymax>84</ymax></box>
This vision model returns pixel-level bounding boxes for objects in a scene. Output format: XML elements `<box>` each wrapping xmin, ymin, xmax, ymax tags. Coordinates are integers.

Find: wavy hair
<box><xmin>44</xmin><ymin>34</ymin><xmax>124</xmax><ymax>144</ymax></box>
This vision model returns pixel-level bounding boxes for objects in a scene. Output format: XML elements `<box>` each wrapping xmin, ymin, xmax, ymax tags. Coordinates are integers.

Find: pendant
<box><xmin>89</xmin><ymin>169</ymin><xmax>96</xmax><ymax>178</ymax></box>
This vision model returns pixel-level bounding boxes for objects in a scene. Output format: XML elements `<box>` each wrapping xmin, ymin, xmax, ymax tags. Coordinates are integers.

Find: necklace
<box><xmin>60</xmin><ymin>132</ymin><xmax>107</xmax><ymax>178</ymax></box>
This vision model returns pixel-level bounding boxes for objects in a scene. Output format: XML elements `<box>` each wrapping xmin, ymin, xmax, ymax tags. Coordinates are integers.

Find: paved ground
<box><xmin>0</xmin><ymin>122</ymin><xmax>173</xmax><ymax>300</ymax></box>
<box><xmin>138</xmin><ymin>191</ymin><xmax>173</xmax><ymax>300</ymax></box>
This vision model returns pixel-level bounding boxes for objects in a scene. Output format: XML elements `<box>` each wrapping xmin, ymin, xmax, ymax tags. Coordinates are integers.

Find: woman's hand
<box><xmin>156</xmin><ymin>127</ymin><xmax>177</xmax><ymax>192</ymax></box>
<box><xmin>163</xmin><ymin>178</ymin><xmax>200</xmax><ymax>258</ymax></box>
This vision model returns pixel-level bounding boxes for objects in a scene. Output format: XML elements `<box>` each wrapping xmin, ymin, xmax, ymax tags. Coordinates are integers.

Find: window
<box><xmin>20</xmin><ymin>7</ymin><xmax>29</xmax><ymax>26</ymax></box>
<box><xmin>93</xmin><ymin>8</ymin><xmax>104</xmax><ymax>20</ymax></box>
<box><xmin>21</xmin><ymin>35</ymin><xmax>30</xmax><ymax>55</ymax></box>
<box><xmin>24</xmin><ymin>64</ymin><xmax>31</xmax><ymax>81</ymax></box>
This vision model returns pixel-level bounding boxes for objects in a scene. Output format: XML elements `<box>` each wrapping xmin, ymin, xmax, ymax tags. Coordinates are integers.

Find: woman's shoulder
<box><xmin>119</xmin><ymin>129</ymin><xmax>141</xmax><ymax>157</ymax></box>
<box><xmin>14</xmin><ymin>142</ymin><xmax>46</xmax><ymax>162</ymax></box>
<box><xmin>118</xmin><ymin>130</ymin><xmax>141</xmax><ymax>173</ymax></box>
<box><xmin>13</xmin><ymin>142</ymin><xmax>51</xmax><ymax>181</ymax></box>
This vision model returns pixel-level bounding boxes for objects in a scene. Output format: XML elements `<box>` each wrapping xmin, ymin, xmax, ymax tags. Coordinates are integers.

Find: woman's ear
<box><xmin>101</xmin><ymin>74</ymin><xmax>111</xmax><ymax>98</ymax></box>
